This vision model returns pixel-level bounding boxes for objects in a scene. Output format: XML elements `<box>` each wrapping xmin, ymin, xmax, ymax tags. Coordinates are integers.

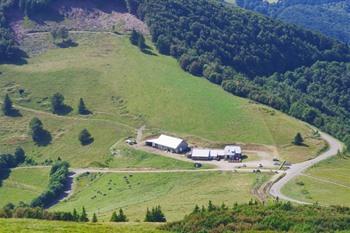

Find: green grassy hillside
<box><xmin>52</xmin><ymin>171</ymin><xmax>270</xmax><ymax>221</ymax></box>
<box><xmin>0</xmin><ymin>219</ymin><xmax>169</xmax><ymax>233</ymax></box>
<box><xmin>0</xmin><ymin>167</ymin><xmax>50</xmax><ymax>207</ymax></box>
<box><xmin>0</xmin><ymin>32</ymin><xmax>324</xmax><ymax>165</ymax></box>
<box><xmin>282</xmin><ymin>155</ymin><xmax>350</xmax><ymax>205</ymax></box>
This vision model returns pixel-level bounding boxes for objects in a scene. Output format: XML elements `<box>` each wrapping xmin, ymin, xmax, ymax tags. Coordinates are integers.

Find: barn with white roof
<box><xmin>145</xmin><ymin>134</ymin><xmax>189</xmax><ymax>153</ymax></box>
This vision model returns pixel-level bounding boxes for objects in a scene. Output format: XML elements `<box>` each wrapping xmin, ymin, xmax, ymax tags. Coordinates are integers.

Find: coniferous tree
<box><xmin>110</xmin><ymin>211</ymin><xmax>117</xmax><ymax>222</ymax></box>
<box><xmin>2</xmin><ymin>94</ymin><xmax>13</xmax><ymax>116</ymax></box>
<box><xmin>79</xmin><ymin>207</ymin><xmax>89</xmax><ymax>222</ymax></box>
<box><xmin>79</xmin><ymin>129</ymin><xmax>94</xmax><ymax>145</ymax></box>
<box><xmin>130</xmin><ymin>29</ymin><xmax>139</xmax><ymax>45</ymax></box>
<box><xmin>78</xmin><ymin>98</ymin><xmax>90</xmax><ymax>115</ymax></box>
<box><xmin>192</xmin><ymin>205</ymin><xmax>200</xmax><ymax>214</ymax></box>
<box><xmin>144</xmin><ymin>206</ymin><xmax>166</xmax><ymax>222</ymax></box>
<box><xmin>144</xmin><ymin>208</ymin><xmax>152</xmax><ymax>222</ymax></box>
<box><xmin>29</xmin><ymin>117</ymin><xmax>44</xmax><ymax>143</ymax></box>
<box><xmin>92</xmin><ymin>213</ymin><xmax>98</xmax><ymax>223</ymax></box>
<box><xmin>51</xmin><ymin>92</ymin><xmax>65</xmax><ymax>114</ymax></box>
<box><xmin>72</xmin><ymin>208</ymin><xmax>79</xmax><ymax>221</ymax></box>
<box><xmin>116</xmin><ymin>208</ymin><xmax>128</xmax><ymax>222</ymax></box>
<box><xmin>293</xmin><ymin>133</ymin><xmax>304</xmax><ymax>146</ymax></box>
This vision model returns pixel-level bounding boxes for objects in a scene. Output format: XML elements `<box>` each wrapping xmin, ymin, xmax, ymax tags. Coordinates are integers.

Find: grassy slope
<box><xmin>52</xmin><ymin>171</ymin><xmax>270</xmax><ymax>221</ymax></box>
<box><xmin>0</xmin><ymin>167</ymin><xmax>50</xmax><ymax>207</ymax></box>
<box><xmin>0</xmin><ymin>32</ymin><xmax>324</xmax><ymax>164</ymax></box>
<box><xmin>0</xmin><ymin>219</ymin><xmax>169</xmax><ymax>233</ymax></box>
<box><xmin>282</xmin><ymin>156</ymin><xmax>350</xmax><ymax>205</ymax></box>
<box><xmin>0</xmin><ymin>107</ymin><xmax>196</xmax><ymax>168</ymax></box>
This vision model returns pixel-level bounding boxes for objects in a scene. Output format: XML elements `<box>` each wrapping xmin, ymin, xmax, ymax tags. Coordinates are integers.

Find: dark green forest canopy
<box><xmin>137</xmin><ymin>0</ymin><xmax>350</xmax><ymax>77</ymax></box>
<box><xmin>236</xmin><ymin>0</ymin><xmax>350</xmax><ymax>44</ymax></box>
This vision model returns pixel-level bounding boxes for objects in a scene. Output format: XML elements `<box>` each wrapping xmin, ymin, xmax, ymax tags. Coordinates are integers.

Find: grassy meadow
<box><xmin>282</xmin><ymin>155</ymin><xmax>350</xmax><ymax>205</ymax></box>
<box><xmin>0</xmin><ymin>218</ymin><xmax>169</xmax><ymax>233</ymax></box>
<box><xmin>52</xmin><ymin>171</ymin><xmax>271</xmax><ymax>221</ymax></box>
<box><xmin>0</xmin><ymin>32</ymin><xmax>324</xmax><ymax>165</ymax></box>
<box><xmin>0</xmin><ymin>167</ymin><xmax>50</xmax><ymax>207</ymax></box>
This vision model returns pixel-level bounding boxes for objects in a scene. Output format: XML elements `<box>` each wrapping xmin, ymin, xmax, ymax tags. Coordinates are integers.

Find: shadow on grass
<box><xmin>4</xmin><ymin>108</ymin><xmax>22</xmax><ymax>117</ymax></box>
<box><xmin>0</xmin><ymin>169</ymin><xmax>11</xmax><ymax>187</ymax></box>
<box><xmin>53</xmin><ymin>105</ymin><xmax>73</xmax><ymax>116</ymax></box>
<box><xmin>81</xmin><ymin>137</ymin><xmax>94</xmax><ymax>146</ymax></box>
<box><xmin>45</xmin><ymin>171</ymin><xmax>75</xmax><ymax>208</ymax></box>
<box><xmin>56</xmin><ymin>40</ymin><xmax>79</xmax><ymax>48</ymax></box>
<box><xmin>0</xmin><ymin>48</ymin><xmax>28</xmax><ymax>66</ymax></box>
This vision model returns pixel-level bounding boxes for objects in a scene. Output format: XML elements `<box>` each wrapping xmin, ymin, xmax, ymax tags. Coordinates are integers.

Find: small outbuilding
<box><xmin>145</xmin><ymin>134</ymin><xmax>188</xmax><ymax>153</ymax></box>
<box><xmin>224</xmin><ymin>146</ymin><xmax>242</xmax><ymax>161</ymax></box>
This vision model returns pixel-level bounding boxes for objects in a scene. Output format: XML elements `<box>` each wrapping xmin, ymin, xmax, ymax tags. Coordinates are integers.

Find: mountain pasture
<box><xmin>282</xmin><ymin>156</ymin><xmax>350</xmax><ymax>205</ymax></box>
<box><xmin>0</xmin><ymin>167</ymin><xmax>50</xmax><ymax>207</ymax></box>
<box><xmin>52</xmin><ymin>171</ymin><xmax>271</xmax><ymax>221</ymax></box>
<box><xmin>0</xmin><ymin>32</ymin><xmax>324</xmax><ymax>165</ymax></box>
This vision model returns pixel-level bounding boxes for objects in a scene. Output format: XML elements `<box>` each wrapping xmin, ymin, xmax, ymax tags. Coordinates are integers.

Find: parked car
<box><xmin>125</xmin><ymin>138</ymin><xmax>137</xmax><ymax>145</ymax></box>
<box><xmin>194</xmin><ymin>163</ymin><xmax>202</xmax><ymax>168</ymax></box>
<box><xmin>273</xmin><ymin>158</ymin><xmax>279</xmax><ymax>162</ymax></box>
<box><xmin>273</xmin><ymin>162</ymin><xmax>281</xmax><ymax>166</ymax></box>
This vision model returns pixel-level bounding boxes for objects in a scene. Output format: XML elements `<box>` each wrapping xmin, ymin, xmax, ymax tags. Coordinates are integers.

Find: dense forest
<box><xmin>236</xmin><ymin>0</ymin><xmax>350</xmax><ymax>44</ymax></box>
<box><xmin>164</xmin><ymin>201</ymin><xmax>350</xmax><ymax>233</ymax></box>
<box><xmin>138</xmin><ymin>0</ymin><xmax>349</xmax><ymax>78</ymax></box>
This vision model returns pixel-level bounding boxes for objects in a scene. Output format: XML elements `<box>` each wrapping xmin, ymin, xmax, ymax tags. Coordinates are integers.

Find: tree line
<box><xmin>137</xmin><ymin>0</ymin><xmax>350</xmax><ymax>78</ymax></box>
<box><xmin>30</xmin><ymin>160</ymin><xmax>70</xmax><ymax>208</ymax></box>
<box><xmin>164</xmin><ymin>200</ymin><xmax>350</xmax><ymax>233</ymax></box>
<box><xmin>0</xmin><ymin>203</ymin><xmax>167</xmax><ymax>223</ymax></box>
<box><xmin>0</xmin><ymin>147</ymin><xmax>26</xmax><ymax>185</ymax></box>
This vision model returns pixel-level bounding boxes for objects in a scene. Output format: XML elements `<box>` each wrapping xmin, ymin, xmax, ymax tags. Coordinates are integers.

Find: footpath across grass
<box><xmin>282</xmin><ymin>155</ymin><xmax>350</xmax><ymax>205</ymax></box>
<box><xmin>0</xmin><ymin>32</ymin><xmax>324</xmax><ymax>165</ymax></box>
<box><xmin>0</xmin><ymin>167</ymin><xmax>50</xmax><ymax>207</ymax></box>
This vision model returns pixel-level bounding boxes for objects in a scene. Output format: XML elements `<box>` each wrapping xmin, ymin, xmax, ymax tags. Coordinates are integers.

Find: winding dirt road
<box><xmin>269</xmin><ymin>131</ymin><xmax>343</xmax><ymax>204</ymax></box>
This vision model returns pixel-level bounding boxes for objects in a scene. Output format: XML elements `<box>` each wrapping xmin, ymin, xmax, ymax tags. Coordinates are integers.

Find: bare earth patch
<box><xmin>9</xmin><ymin>0</ymin><xmax>148</xmax><ymax>43</ymax></box>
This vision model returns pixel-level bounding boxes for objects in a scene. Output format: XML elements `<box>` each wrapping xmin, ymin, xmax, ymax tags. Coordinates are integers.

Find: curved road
<box><xmin>269</xmin><ymin>131</ymin><xmax>343</xmax><ymax>204</ymax></box>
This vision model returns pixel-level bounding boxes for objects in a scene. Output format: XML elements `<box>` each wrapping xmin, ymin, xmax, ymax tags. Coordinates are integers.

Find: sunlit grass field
<box><xmin>282</xmin><ymin>155</ymin><xmax>350</xmax><ymax>205</ymax></box>
<box><xmin>0</xmin><ymin>218</ymin><xmax>170</xmax><ymax>233</ymax></box>
<box><xmin>0</xmin><ymin>33</ymin><xmax>324</xmax><ymax>165</ymax></box>
<box><xmin>53</xmin><ymin>171</ymin><xmax>271</xmax><ymax>221</ymax></box>
<box><xmin>0</xmin><ymin>167</ymin><xmax>50</xmax><ymax>207</ymax></box>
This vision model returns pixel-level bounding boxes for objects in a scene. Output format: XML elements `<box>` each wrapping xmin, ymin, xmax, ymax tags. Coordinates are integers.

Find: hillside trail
<box><xmin>269</xmin><ymin>131</ymin><xmax>343</xmax><ymax>204</ymax></box>
<box><xmin>5</xmin><ymin>104</ymin><xmax>344</xmax><ymax>205</ymax></box>
<box><xmin>12</xmin><ymin>103</ymin><xmax>135</xmax><ymax>130</ymax></box>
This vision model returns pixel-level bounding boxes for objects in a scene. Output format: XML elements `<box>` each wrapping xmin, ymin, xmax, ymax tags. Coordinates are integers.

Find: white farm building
<box><xmin>145</xmin><ymin>134</ymin><xmax>189</xmax><ymax>153</ymax></box>
<box><xmin>191</xmin><ymin>146</ymin><xmax>242</xmax><ymax>161</ymax></box>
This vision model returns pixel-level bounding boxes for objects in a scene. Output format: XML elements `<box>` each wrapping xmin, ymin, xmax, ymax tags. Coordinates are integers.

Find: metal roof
<box><xmin>191</xmin><ymin>149</ymin><xmax>211</xmax><ymax>158</ymax></box>
<box><xmin>146</xmin><ymin>134</ymin><xmax>185</xmax><ymax>149</ymax></box>
<box><xmin>224</xmin><ymin>146</ymin><xmax>242</xmax><ymax>155</ymax></box>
